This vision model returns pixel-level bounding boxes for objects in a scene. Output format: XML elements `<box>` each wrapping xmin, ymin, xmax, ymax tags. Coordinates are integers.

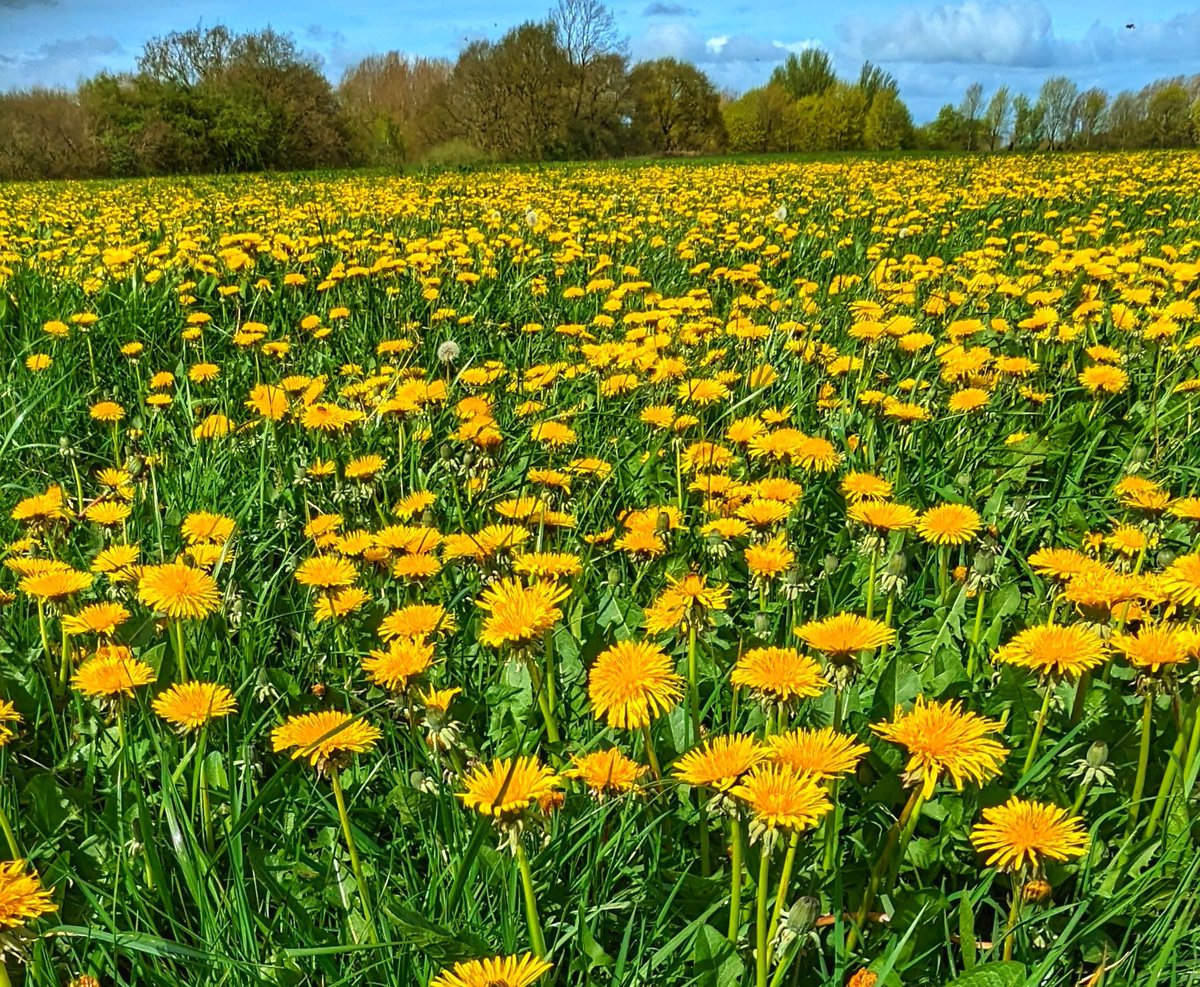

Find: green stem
<box><xmin>58</xmin><ymin>623</ymin><xmax>73</xmax><ymax>693</ymax></box>
<box><xmin>1183</xmin><ymin>695</ymin><xmax>1200</xmax><ymax>792</ymax></box>
<box><xmin>687</xmin><ymin>624</ymin><xmax>701</xmax><ymax>745</ymax></box>
<box><xmin>848</xmin><ymin>787</ymin><xmax>925</xmax><ymax>951</ymax></box>
<box><xmin>37</xmin><ymin>601</ymin><xmax>55</xmax><ymax>686</ymax></box>
<box><xmin>939</xmin><ymin>546</ymin><xmax>949</xmax><ymax>604</ymax></box>
<box><xmin>641</xmin><ymin>722</ymin><xmax>662</xmax><ymax>781</ymax></box>
<box><xmin>1128</xmin><ymin>692</ymin><xmax>1154</xmax><ymax>834</ymax></box>
<box><xmin>515</xmin><ymin>839</ymin><xmax>547</xmax><ymax>959</ymax></box>
<box><xmin>966</xmin><ymin>588</ymin><xmax>986</xmax><ymax>679</ymax></box>
<box><xmin>0</xmin><ymin>796</ymin><xmax>19</xmax><ymax>859</ymax></box>
<box><xmin>1002</xmin><ymin>876</ymin><xmax>1021</xmax><ymax>962</ymax></box>
<box><xmin>330</xmin><ymin>767</ymin><xmax>378</xmax><ymax>945</ymax></box>
<box><xmin>0</xmin><ymin>959</ymin><xmax>10</xmax><ymax>987</ymax></box>
<box><xmin>525</xmin><ymin>654</ymin><xmax>560</xmax><ymax>748</ymax></box>
<box><xmin>543</xmin><ymin>632</ymin><xmax>558</xmax><ymax>721</ymax></box>
<box><xmin>822</xmin><ymin>689</ymin><xmax>845</xmax><ymax>873</ymax></box>
<box><xmin>865</xmin><ymin>549</ymin><xmax>877</xmax><ymax>620</ymax></box>
<box><xmin>756</xmin><ymin>844</ymin><xmax>772</xmax><ymax>987</ymax></box>
<box><xmin>728</xmin><ymin>814</ymin><xmax>744</xmax><ymax>943</ymax></box>
<box><xmin>172</xmin><ymin>619</ymin><xmax>189</xmax><ymax>682</ymax></box>
<box><xmin>1146</xmin><ymin>712</ymin><xmax>1187</xmax><ymax>840</ymax></box>
<box><xmin>1022</xmin><ymin>686</ymin><xmax>1054</xmax><ymax>776</ymax></box>
<box><xmin>768</xmin><ymin>831</ymin><xmax>800</xmax><ymax>965</ymax></box>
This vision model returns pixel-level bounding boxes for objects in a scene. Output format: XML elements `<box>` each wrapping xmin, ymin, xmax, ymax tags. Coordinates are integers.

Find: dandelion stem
<box><xmin>641</xmin><ymin>722</ymin><xmax>662</xmax><ymax>781</ymax></box>
<box><xmin>1022</xmin><ymin>686</ymin><xmax>1054</xmax><ymax>776</ymax></box>
<box><xmin>966</xmin><ymin>588</ymin><xmax>986</xmax><ymax>679</ymax></box>
<box><xmin>728</xmin><ymin>814</ymin><xmax>744</xmax><ymax>943</ymax></box>
<box><xmin>36</xmin><ymin>601</ymin><xmax>55</xmax><ymax>686</ymax></box>
<box><xmin>58</xmin><ymin>623</ymin><xmax>73</xmax><ymax>693</ymax></box>
<box><xmin>515</xmin><ymin>839</ymin><xmax>547</xmax><ymax>959</ymax></box>
<box><xmin>755</xmin><ymin>844</ymin><xmax>772</xmax><ymax>987</ymax></box>
<box><xmin>1070</xmin><ymin>669</ymin><xmax>1092</xmax><ymax>726</ymax></box>
<box><xmin>686</xmin><ymin>624</ymin><xmax>701</xmax><ymax>746</ymax></box>
<box><xmin>1002</xmin><ymin>876</ymin><xmax>1021</xmax><ymax>962</ymax></box>
<box><xmin>0</xmin><ymin>959</ymin><xmax>11</xmax><ymax>987</ymax></box>
<box><xmin>0</xmin><ymin>795</ymin><xmax>19</xmax><ymax>859</ymax></box>
<box><xmin>822</xmin><ymin>689</ymin><xmax>845</xmax><ymax>873</ymax></box>
<box><xmin>1128</xmin><ymin>692</ymin><xmax>1155</xmax><ymax>834</ymax></box>
<box><xmin>329</xmin><ymin>766</ymin><xmax>378</xmax><ymax>945</ymax></box>
<box><xmin>865</xmin><ymin>548</ymin><xmax>878</xmax><ymax>620</ymax></box>
<box><xmin>1146</xmin><ymin>707</ymin><xmax>1188</xmax><ymax>840</ymax></box>
<box><xmin>848</xmin><ymin>787</ymin><xmax>924</xmax><ymax>951</ymax></box>
<box><xmin>939</xmin><ymin>546</ymin><xmax>949</xmax><ymax>604</ymax></box>
<box><xmin>171</xmin><ymin>619</ymin><xmax>189</xmax><ymax>682</ymax></box>
<box><xmin>768</xmin><ymin>830</ymin><xmax>799</xmax><ymax>965</ymax></box>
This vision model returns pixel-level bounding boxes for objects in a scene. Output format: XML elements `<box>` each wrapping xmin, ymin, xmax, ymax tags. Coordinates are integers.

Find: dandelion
<box><xmin>0</xmin><ymin>859</ymin><xmax>56</xmax><ymax>928</ymax></box>
<box><xmin>563</xmin><ymin>748</ymin><xmax>645</xmax><ymax>796</ymax></box>
<box><xmin>970</xmin><ymin>797</ymin><xmax>1089</xmax><ymax>873</ymax></box>
<box><xmin>152</xmin><ymin>681</ymin><xmax>237</xmax><ymax>731</ymax></box>
<box><xmin>585</xmin><ymin>637</ymin><xmax>680</xmax><ymax>776</ymax></box>
<box><xmin>72</xmin><ymin>648</ymin><xmax>156</xmax><ymax>700</ymax></box>
<box><xmin>767</xmin><ymin>727</ymin><xmax>870</xmax><ymax>779</ymax></box>
<box><xmin>429</xmin><ymin>954</ymin><xmax>551</xmax><ymax>987</ymax></box>
<box><xmin>731</xmin><ymin>647</ymin><xmax>827</xmax><ymax>717</ymax></box>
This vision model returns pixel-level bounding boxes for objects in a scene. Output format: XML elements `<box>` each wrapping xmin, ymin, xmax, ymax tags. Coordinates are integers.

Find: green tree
<box><xmin>722</xmin><ymin>83</ymin><xmax>801</xmax><ymax>152</ymax></box>
<box><xmin>863</xmin><ymin>88</ymin><xmax>913</xmax><ymax>150</ymax></box>
<box><xmin>1146</xmin><ymin>83</ymin><xmax>1193</xmax><ymax>147</ymax></box>
<box><xmin>627</xmin><ymin>58</ymin><xmax>725</xmax><ymax>154</ymax></box>
<box><xmin>983</xmin><ymin>86</ymin><xmax>1011</xmax><ymax>149</ymax></box>
<box><xmin>770</xmin><ymin>49</ymin><xmax>836</xmax><ymax>101</ymax></box>
<box><xmin>857</xmin><ymin>60</ymin><xmax>898</xmax><ymax>107</ymax></box>
<box><xmin>1036</xmin><ymin>75</ymin><xmax>1078</xmax><ymax>147</ymax></box>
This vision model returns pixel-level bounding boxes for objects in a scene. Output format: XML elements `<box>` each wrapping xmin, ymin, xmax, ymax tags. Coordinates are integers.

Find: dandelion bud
<box><xmin>823</xmin><ymin>553</ymin><xmax>840</xmax><ymax>576</ymax></box>
<box><xmin>784</xmin><ymin>896</ymin><xmax>819</xmax><ymax>936</ymax></box>
<box><xmin>754</xmin><ymin>611</ymin><xmax>771</xmax><ymax>638</ymax></box>
<box><xmin>606</xmin><ymin>565</ymin><xmax>621</xmax><ymax>586</ymax></box>
<box><xmin>1022</xmin><ymin>877</ymin><xmax>1053</xmax><ymax>903</ymax></box>
<box><xmin>439</xmin><ymin>443</ymin><xmax>453</xmax><ymax>462</ymax></box>
<box><xmin>655</xmin><ymin>511</ymin><xmax>671</xmax><ymax>534</ymax></box>
<box><xmin>1086</xmin><ymin>740</ymin><xmax>1108</xmax><ymax>769</ymax></box>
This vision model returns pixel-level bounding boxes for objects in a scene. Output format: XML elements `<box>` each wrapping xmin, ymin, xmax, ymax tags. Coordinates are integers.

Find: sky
<box><xmin>2</xmin><ymin>0</ymin><xmax>1199</xmax><ymax>121</ymax></box>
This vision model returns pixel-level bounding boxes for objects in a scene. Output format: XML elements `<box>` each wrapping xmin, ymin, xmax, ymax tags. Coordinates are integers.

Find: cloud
<box><xmin>838</xmin><ymin>0</ymin><xmax>1200</xmax><ymax>71</ymax></box>
<box><xmin>839</xmin><ymin>0</ymin><xmax>1055</xmax><ymax>67</ymax></box>
<box><xmin>642</xmin><ymin>2</ymin><xmax>695</xmax><ymax>16</ymax></box>
<box><xmin>0</xmin><ymin>35</ymin><xmax>128</xmax><ymax>91</ymax></box>
<box><xmin>633</xmin><ymin>21</ymin><xmax>815</xmax><ymax>66</ymax></box>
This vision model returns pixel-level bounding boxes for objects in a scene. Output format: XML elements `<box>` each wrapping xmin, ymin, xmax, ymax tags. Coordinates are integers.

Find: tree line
<box><xmin>3</xmin><ymin>1</ymin><xmax>1200</xmax><ymax>181</ymax></box>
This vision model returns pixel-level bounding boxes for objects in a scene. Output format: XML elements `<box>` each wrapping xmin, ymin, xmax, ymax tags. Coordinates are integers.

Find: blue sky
<box><xmin>2</xmin><ymin>0</ymin><xmax>1199</xmax><ymax>120</ymax></box>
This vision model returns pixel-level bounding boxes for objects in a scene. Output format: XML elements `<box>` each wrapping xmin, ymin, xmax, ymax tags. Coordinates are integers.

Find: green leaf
<box><xmin>958</xmin><ymin>893</ymin><xmax>977</xmax><ymax>971</ymax></box>
<box><xmin>692</xmin><ymin>924</ymin><xmax>744</xmax><ymax>987</ymax></box>
<box><xmin>871</xmin><ymin>652</ymin><xmax>921</xmax><ymax>721</ymax></box>
<box><xmin>944</xmin><ymin>961</ymin><xmax>1027</xmax><ymax>987</ymax></box>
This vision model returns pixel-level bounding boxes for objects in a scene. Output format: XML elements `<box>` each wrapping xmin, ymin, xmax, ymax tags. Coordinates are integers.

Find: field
<box><xmin>2</xmin><ymin>152</ymin><xmax>1200</xmax><ymax>987</ymax></box>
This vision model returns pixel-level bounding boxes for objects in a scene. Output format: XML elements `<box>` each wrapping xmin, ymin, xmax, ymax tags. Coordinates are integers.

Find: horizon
<box><xmin>1</xmin><ymin>0</ymin><xmax>1199</xmax><ymax>122</ymax></box>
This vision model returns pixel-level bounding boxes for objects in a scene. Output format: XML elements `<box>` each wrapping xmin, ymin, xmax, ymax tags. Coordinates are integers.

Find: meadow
<box><xmin>1</xmin><ymin>152</ymin><xmax>1200</xmax><ymax>987</ymax></box>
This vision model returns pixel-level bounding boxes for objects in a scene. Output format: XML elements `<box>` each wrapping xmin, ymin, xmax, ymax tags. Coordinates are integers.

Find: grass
<box><xmin>0</xmin><ymin>150</ymin><xmax>1198</xmax><ymax>987</ymax></box>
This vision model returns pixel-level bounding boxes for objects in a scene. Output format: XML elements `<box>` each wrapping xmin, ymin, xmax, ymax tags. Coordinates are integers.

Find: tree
<box><xmin>857</xmin><ymin>61</ymin><xmax>898</xmax><ymax>107</ymax></box>
<box><xmin>551</xmin><ymin>0</ymin><xmax>629</xmax><ymax>156</ymax></box>
<box><xmin>1012</xmin><ymin>93</ymin><xmax>1044</xmax><ymax>149</ymax></box>
<box><xmin>627</xmin><ymin>58</ymin><xmax>725</xmax><ymax>154</ymax></box>
<box><xmin>770</xmin><ymin>49</ymin><xmax>835</xmax><ymax>101</ymax></box>
<box><xmin>808</xmin><ymin>81</ymin><xmax>868</xmax><ymax>150</ymax></box>
<box><xmin>923</xmin><ymin>103</ymin><xmax>967</xmax><ymax>150</ymax></box>
<box><xmin>959</xmin><ymin>82</ymin><xmax>984</xmax><ymax>150</ymax></box>
<box><xmin>863</xmin><ymin>88</ymin><xmax>913</xmax><ymax>150</ymax></box>
<box><xmin>1074</xmin><ymin>87</ymin><xmax>1107</xmax><ymax>148</ymax></box>
<box><xmin>722</xmin><ymin>83</ymin><xmax>801</xmax><ymax>152</ymax></box>
<box><xmin>1103</xmin><ymin>90</ymin><xmax>1142</xmax><ymax>147</ymax></box>
<box><xmin>339</xmin><ymin>53</ymin><xmax>451</xmax><ymax>165</ymax></box>
<box><xmin>1036</xmin><ymin>75</ymin><xmax>1079</xmax><ymax>147</ymax></box>
<box><xmin>983</xmin><ymin>86</ymin><xmax>1011</xmax><ymax>150</ymax></box>
<box><xmin>1145</xmin><ymin>83</ymin><xmax>1192</xmax><ymax>147</ymax></box>
<box><xmin>449</xmin><ymin>22</ymin><xmax>571</xmax><ymax>160</ymax></box>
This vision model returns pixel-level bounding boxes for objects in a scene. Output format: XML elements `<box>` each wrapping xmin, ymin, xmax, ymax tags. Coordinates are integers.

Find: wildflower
<box><xmin>872</xmin><ymin>697</ymin><xmax>1008</xmax><ymax>798</ymax></box>
<box><xmin>744</xmin><ymin>536</ymin><xmax>795</xmax><ymax>581</ymax></box>
<box><xmin>138</xmin><ymin>563</ymin><xmax>219</xmax><ymax>619</ymax></box>
<box><xmin>379</xmin><ymin>603</ymin><xmax>456</xmax><ymax>641</ymax></box>
<box><xmin>794</xmin><ymin>612</ymin><xmax>894</xmax><ymax>658</ymax></box>
<box><xmin>152</xmin><ymin>682</ymin><xmax>237</xmax><ymax>730</ymax></box>
<box><xmin>563</xmin><ymin>748</ymin><xmax>645</xmax><ymax>796</ymax></box>
<box><xmin>588</xmin><ymin>639</ymin><xmax>683</xmax><ymax>729</ymax></box>
<box><xmin>476</xmin><ymin>579</ymin><xmax>570</xmax><ymax>650</ymax></box>
<box><xmin>294</xmin><ymin>555</ymin><xmax>358</xmax><ymax>590</ymax></box>
<box><xmin>271</xmin><ymin>710</ymin><xmax>381</xmax><ymax>770</ymax></box>
<box><xmin>767</xmin><ymin>727</ymin><xmax>870</xmax><ymax>779</ymax></box>
<box><xmin>731</xmin><ymin>647</ymin><xmax>827</xmax><ymax>704</ymax></box>
<box><xmin>62</xmin><ymin>602</ymin><xmax>130</xmax><ymax>637</ymax></box>
<box><xmin>0</xmin><ymin>860</ymin><xmax>56</xmax><ymax>928</ymax></box>
<box><xmin>429</xmin><ymin>954</ymin><xmax>551</xmax><ymax>987</ymax></box>
<box><xmin>731</xmin><ymin>764</ymin><xmax>832</xmax><ymax>832</ymax></box>
<box><xmin>458</xmin><ymin>756</ymin><xmax>560</xmax><ymax>820</ymax></box>
<box><xmin>674</xmin><ymin>734</ymin><xmax>767</xmax><ymax>792</ymax></box>
<box><xmin>916</xmin><ymin>504</ymin><xmax>982</xmax><ymax>545</ymax></box>
<box><xmin>20</xmin><ymin>567</ymin><xmax>93</xmax><ymax>601</ymax></box>
<box><xmin>72</xmin><ymin>649</ymin><xmax>156</xmax><ymax>699</ymax></box>
<box><xmin>993</xmin><ymin>624</ymin><xmax>1107</xmax><ymax>680</ymax></box>
<box><xmin>363</xmin><ymin>637</ymin><xmax>435</xmax><ymax>691</ymax></box>
<box><xmin>970</xmin><ymin>797</ymin><xmax>1089</xmax><ymax>872</ymax></box>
